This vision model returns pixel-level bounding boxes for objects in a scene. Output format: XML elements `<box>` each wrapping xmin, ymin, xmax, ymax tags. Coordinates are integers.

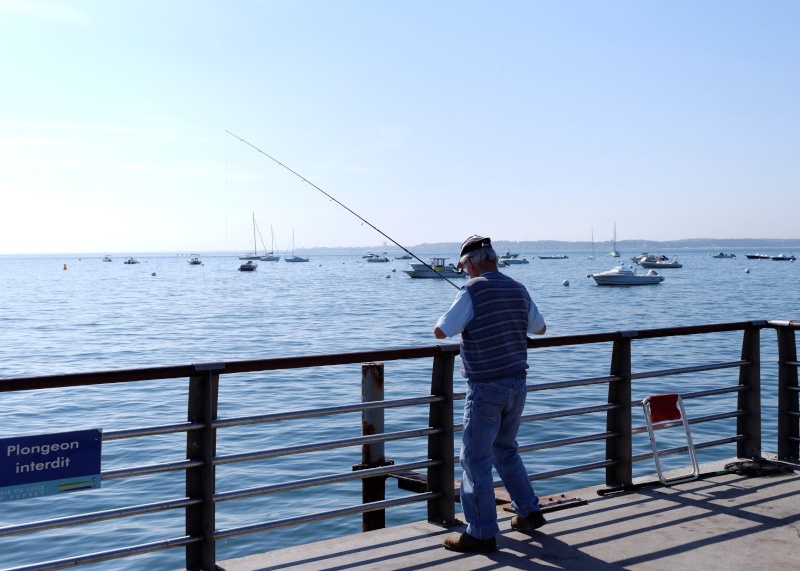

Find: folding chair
<box><xmin>642</xmin><ymin>393</ymin><xmax>700</xmax><ymax>485</ymax></box>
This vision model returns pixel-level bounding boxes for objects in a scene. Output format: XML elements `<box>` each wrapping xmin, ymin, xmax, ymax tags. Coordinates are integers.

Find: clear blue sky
<box><xmin>2</xmin><ymin>1</ymin><xmax>798</xmax><ymax>254</ymax></box>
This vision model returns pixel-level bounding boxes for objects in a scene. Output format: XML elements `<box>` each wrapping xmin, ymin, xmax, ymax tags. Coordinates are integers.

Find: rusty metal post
<box><xmin>427</xmin><ymin>352</ymin><xmax>458</xmax><ymax>526</ymax></box>
<box><xmin>186</xmin><ymin>366</ymin><xmax>222</xmax><ymax>571</ymax></box>
<box><xmin>606</xmin><ymin>334</ymin><xmax>633</xmax><ymax>487</ymax></box>
<box><xmin>777</xmin><ymin>325</ymin><xmax>798</xmax><ymax>460</ymax></box>
<box><xmin>354</xmin><ymin>362</ymin><xmax>392</xmax><ymax>532</ymax></box>
<box><xmin>737</xmin><ymin>326</ymin><xmax>762</xmax><ymax>459</ymax></box>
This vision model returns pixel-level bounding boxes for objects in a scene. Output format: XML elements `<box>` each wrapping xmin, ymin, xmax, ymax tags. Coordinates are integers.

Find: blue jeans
<box><xmin>460</xmin><ymin>376</ymin><xmax>540</xmax><ymax>540</ymax></box>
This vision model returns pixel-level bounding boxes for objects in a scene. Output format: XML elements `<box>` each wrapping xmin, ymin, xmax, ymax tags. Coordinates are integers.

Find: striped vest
<box><xmin>460</xmin><ymin>272</ymin><xmax>530</xmax><ymax>381</ymax></box>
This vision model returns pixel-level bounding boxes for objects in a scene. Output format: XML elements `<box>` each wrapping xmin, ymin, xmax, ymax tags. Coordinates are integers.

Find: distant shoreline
<box><xmin>4</xmin><ymin>238</ymin><xmax>800</xmax><ymax>257</ymax></box>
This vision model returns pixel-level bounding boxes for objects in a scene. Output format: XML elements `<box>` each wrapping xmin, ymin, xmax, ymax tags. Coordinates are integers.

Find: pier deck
<box><xmin>217</xmin><ymin>457</ymin><xmax>800</xmax><ymax>571</ymax></box>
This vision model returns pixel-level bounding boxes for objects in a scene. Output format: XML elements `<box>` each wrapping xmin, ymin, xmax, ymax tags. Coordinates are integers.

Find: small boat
<box><xmin>499</xmin><ymin>251</ymin><xmax>529</xmax><ymax>264</ymax></box>
<box><xmin>771</xmin><ymin>253</ymin><xmax>796</xmax><ymax>261</ymax></box>
<box><xmin>395</xmin><ymin>253</ymin><xmax>413</xmax><ymax>260</ymax></box>
<box><xmin>187</xmin><ymin>254</ymin><xmax>202</xmax><ymax>265</ymax></box>
<box><xmin>712</xmin><ymin>252</ymin><xmax>736</xmax><ymax>259</ymax></box>
<box><xmin>538</xmin><ymin>254</ymin><xmax>568</xmax><ymax>260</ymax></box>
<box><xmin>284</xmin><ymin>229</ymin><xmax>309</xmax><ymax>262</ymax></box>
<box><xmin>238</xmin><ymin>260</ymin><xmax>258</xmax><ymax>271</ymax></box>
<box><xmin>260</xmin><ymin>226</ymin><xmax>281</xmax><ymax>261</ymax></box>
<box><xmin>609</xmin><ymin>222</ymin><xmax>620</xmax><ymax>257</ymax></box>
<box><xmin>102</xmin><ymin>255</ymin><xmax>112</xmax><ymax>262</ymax></box>
<box><xmin>639</xmin><ymin>258</ymin><xmax>682</xmax><ymax>269</ymax></box>
<box><xmin>403</xmin><ymin>257</ymin><xmax>466</xmax><ymax>279</ymax></box>
<box><xmin>239</xmin><ymin>213</ymin><xmax>261</xmax><ymax>260</ymax></box>
<box><xmin>123</xmin><ymin>257</ymin><xmax>139</xmax><ymax>265</ymax></box>
<box><xmin>364</xmin><ymin>253</ymin><xmax>390</xmax><ymax>263</ymax></box>
<box><xmin>589</xmin><ymin>265</ymin><xmax>664</xmax><ymax>286</ymax></box>
<box><xmin>745</xmin><ymin>253</ymin><xmax>770</xmax><ymax>260</ymax></box>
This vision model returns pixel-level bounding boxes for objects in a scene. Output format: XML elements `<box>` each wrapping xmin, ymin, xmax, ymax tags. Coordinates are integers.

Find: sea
<box><xmin>1</xmin><ymin>247</ymin><xmax>799</xmax><ymax>570</ymax></box>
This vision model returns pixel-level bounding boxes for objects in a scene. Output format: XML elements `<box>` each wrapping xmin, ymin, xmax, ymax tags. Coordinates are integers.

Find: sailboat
<box><xmin>239</xmin><ymin>213</ymin><xmax>261</xmax><ymax>260</ymax></box>
<box><xmin>609</xmin><ymin>222</ymin><xmax>620</xmax><ymax>257</ymax></box>
<box><xmin>284</xmin><ymin>229</ymin><xmax>309</xmax><ymax>262</ymax></box>
<box><xmin>260</xmin><ymin>226</ymin><xmax>281</xmax><ymax>262</ymax></box>
<box><xmin>238</xmin><ymin>213</ymin><xmax>259</xmax><ymax>271</ymax></box>
<box><xmin>588</xmin><ymin>228</ymin><xmax>596</xmax><ymax>260</ymax></box>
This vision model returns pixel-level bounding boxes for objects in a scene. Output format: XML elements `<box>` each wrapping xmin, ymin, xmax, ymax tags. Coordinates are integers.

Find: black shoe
<box><xmin>442</xmin><ymin>532</ymin><xmax>498</xmax><ymax>553</ymax></box>
<box><xmin>511</xmin><ymin>510</ymin><xmax>546</xmax><ymax>531</ymax></box>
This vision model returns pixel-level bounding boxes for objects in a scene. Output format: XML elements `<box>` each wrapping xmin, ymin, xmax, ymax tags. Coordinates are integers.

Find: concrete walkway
<box><xmin>217</xmin><ymin>457</ymin><xmax>800</xmax><ymax>571</ymax></box>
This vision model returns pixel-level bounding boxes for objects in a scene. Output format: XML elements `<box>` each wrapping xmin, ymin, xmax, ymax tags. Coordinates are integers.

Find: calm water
<box><xmin>1</xmin><ymin>248</ymin><xmax>798</xmax><ymax>570</ymax></box>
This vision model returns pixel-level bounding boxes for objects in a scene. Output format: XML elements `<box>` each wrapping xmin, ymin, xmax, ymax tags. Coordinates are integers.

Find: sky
<box><xmin>1</xmin><ymin>1</ymin><xmax>798</xmax><ymax>255</ymax></box>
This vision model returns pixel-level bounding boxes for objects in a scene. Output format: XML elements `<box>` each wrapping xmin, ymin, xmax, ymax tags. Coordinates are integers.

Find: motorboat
<box><xmin>395</xmin><ymin>253</ymin><xmax>413</xmax><ymax>260</ymax></box>
<box><xmin>772</xmin><ymin>253</ymin><xmax>796</xmax><ymax>261</ymax></box>
<box><xmin>364</xmin><ymin>253</ymin><xmax>390</xmax><ymax>262</ymax></box>
<box><xmin>103</xmin><ymin>255</ymin><xmax>112</xmax><ymax>262</ymax></box>
<box><xmin>636</xmin><ymin>254</ymin><xmax>681</xmax><ymax>268</ymax></box>
<box><xmin>745</xmin><ymin>253</ymin><xmax>770</xmax><ymax>260</ymax></box>
<box><xmin>238</xmin><ymin>260</ymin><xmax>258</xmax><ymax>271</ymax></box>
<box><xmin>712</xmin><ymin>252</ymin><xmax>736</xmax><ymax>259</ymax></box>
<box><xmin>639</xmin><ymin>259</ymin><xmax>682</xmax><ymax>269</ymax></box>
<box><xmin>188</xmin><ymin>254</ymin><xmax>202</xmax><ymax>265</ymax></box>
<box><xmin>589</xmin><ymin>265</ymin><xmax>664</xmax><ymax>286</ymax></box>
<box><xmin>538</xmin><ymin>254</ymin><xmax>568</xmax><ymax>260</ymax></box>
<box><xmin>403</xmin><ymin>257</ymin><xmax>466</xmax><ymax>279</ymax></box>
<box><xmin>123</xmin><ymin>257</ymin><xmax>140</xmax><ymax>265</ymax></box>
<box><xmin>499</xmin><ymin>251</ymin><xmax>529</xmax><ymax>264</ymax></box>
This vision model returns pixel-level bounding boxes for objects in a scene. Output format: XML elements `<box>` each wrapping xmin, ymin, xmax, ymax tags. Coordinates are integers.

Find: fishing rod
<box><xmin>226</xmin><ymin>130</ymin><xmax>462</xmax><ymax>290</ymax></box>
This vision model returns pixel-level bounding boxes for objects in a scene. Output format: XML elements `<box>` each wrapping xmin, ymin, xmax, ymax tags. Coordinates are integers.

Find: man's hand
<box><xmin>434</xmin><ymin>326</ymin><xmax>447</xmax><ymax>339</ymax></box>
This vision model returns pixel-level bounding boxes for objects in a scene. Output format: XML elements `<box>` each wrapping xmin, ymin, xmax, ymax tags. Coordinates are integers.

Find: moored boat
<box><xmin>538</xmin><ymin>254</ymin><xmax>568</xmax><ymax>260</ymax></box>
<box><xmin>771</xmin><ymin>253</ymin><xmax>796</xmax><ymax>261</ymax></box>
<box><xmin>589</xmin><ymin>265</ymin><xmax>664</xmax><ymax>286</ymax></box>
<box><xmin>103</xmin><ymin>255</ymin><xmax>112</xmax><ymax>262</ymax></box>
<box><xmin>712</xmin><ymin>252</ymin><xmax>736</xmax><ymax>259</ymax></box>
<box><xmin>187</xmin><ymin>254</ymin><xmax>202</xmax><ymax>265</ymax></box>
<box><xmin>745</xmin><ymin>253</ymin><xmax>770</xmax><ymax>260</ymax></box>
<box><xmin>403</xmin><ymin>257</ymin><xmax>466</xmax><ymax>279</ymax></box>
<box><xmin>238</xmin><ymin>260</ymin><xmax>258</xmax><ymax>271</ymax></box>
<box><xmin>123</xmin><ymin>257</ymin><xmax>139</xmax><ymax>265</ymax></box>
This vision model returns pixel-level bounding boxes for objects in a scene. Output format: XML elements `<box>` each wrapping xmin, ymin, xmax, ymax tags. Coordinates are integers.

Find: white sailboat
<box><xmin>239</xmin><ymin>213</ymin><xmax>261</xmax><ymax>260</ymax></box>
<box><xmin>609</xmin><ymin>222</ymin><xmax>620</xmax><ymax>257</ymax></box>
<box><xmin>284</xmin><ymin>229</ymin><xmax>309</xmax><ymax>263</ymax></box>
<box><xmin>260</xmin><ymin>225</ymin><xmax>281</xmax><ymax>262</ymax></box>
<box><xmin>588</xmin><ymin>228</ymin><xmax>596</xmax><ymax>260</ymax></box>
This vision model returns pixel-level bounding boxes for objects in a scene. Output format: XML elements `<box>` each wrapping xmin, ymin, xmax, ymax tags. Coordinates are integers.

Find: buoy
<box><xmin>151</xmin><ymin>272</ymin><xmax>156</xmax><ymax>276</ymax></box>
<box><xmin>63</xmin><ymin>263</ymin><xmax>67</xmax><ymax>270</ymax></box>
<box><xmin>745</xmin><ymin>269</ymin><xmax>750</xmax><ymax>274</ymax></box>
<box><xmin>385</xmin><ymin>274</ymin><xmax>391</xmax><ymax>279</ymax></box>
<box><xmin>562</xmin><ymin>280</ymin><xmax>569</xmax><ymax>286</ymax></box>
<box><xmin>392</xmin><ymin>268</ymin><xmax>396</xmax><ymax>272</ymax></box>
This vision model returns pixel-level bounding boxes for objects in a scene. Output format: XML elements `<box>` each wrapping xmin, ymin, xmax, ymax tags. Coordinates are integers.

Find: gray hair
<box><xmin>459</xmin><ymin>246</ymin><xmax>498</xmax><ymax>268</ymax></box>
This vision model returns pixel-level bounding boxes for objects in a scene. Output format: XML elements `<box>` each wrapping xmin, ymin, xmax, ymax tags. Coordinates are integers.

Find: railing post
<box><xmin>186</xmin><ymin>367</ymin><xmax>221</xmax><ymax>571</ymax></box>
<box><xmin>606</xmin><ymin>334</ymin><xmax>633</xmax><ymax>487</ymax></box>
<box><xmin>427</xmin><ymin>352</ymin><xmax>458</xmax><ymax>526</ymax></box>
<box><xmin>738</xmin><ymin>325</ymin><xmax>762</xmax><ymax>459</ymax></box>
<box><xmin>777</xmin><ymin>325</ymin><xmax>798</xmax><ymax>460</ymax></box>
<box><xmin>354</xmin><ymin>362</ymin><xmax>393</xmax><ymax>532</ymax></box>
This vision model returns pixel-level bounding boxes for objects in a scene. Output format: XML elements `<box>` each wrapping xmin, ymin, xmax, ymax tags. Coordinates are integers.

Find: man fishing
<box><xmin>434</xmin><ymin>235</ymin><xmax>547</xmax><ymax>553</ymax></box>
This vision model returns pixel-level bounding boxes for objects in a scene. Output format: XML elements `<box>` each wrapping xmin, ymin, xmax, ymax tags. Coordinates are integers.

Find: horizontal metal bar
<box><xmin>786</xmin><ymin>361</ymin><xmax>800</xmax><ymax>367</ymax></box>
<box><xmin>215</xmin><ymin>459</ymin><xmax>439</xmax><ymax>503</ymax></box>
<box><xmin>102</xmin><ymin>422</ymin><xmax>203</xmax><ymax>441</ymax></box>
<box><xmin>787</xmin><ymin>387</ymin><xmax>800</xmax><ymax>393</ymax></box>
<box><xmin>632</xmin><ymin>435</ymin><xmax>743</xmax><ymax>462</ymax></box>
<box><xmin>101</xmin><ymin>459</ymin><xmax>203</xmax><ymax>481</ymax></box>
<box><xmin>214</xmin><ymin>427</ymin><xmax>440</xmax><ymax>466</ymax></box>
<box><xmin>528</xmin><ymin>375</ymin><xmax>621</xmax><ymax>392</ymax></box>
<box><xmin>214</xmin><ymin>493</ymin><xmax>439</xmax><ymax>541</ymax></box>
<box><xmin>530</xmin><ymin>459</ymin><xmax>618</xmax><ymax>481</ymax></box>
<box><xmin>630</xmin><ymin>360</ymin><xmax>749</xmax><ymax>381</ymax></box>
<box><xmin>787</xmin><ymin>411</ymin><xmax>800</xmax><ymax>417</ymax></box>
<box><xmin>2</xmin><ymin>535</ymin><xmax>199</xmax><ymax>571</ymax></box>
<box><xmin>631</xmin><ymin>410</ymin><xmax>743</xmax><ymax>435</ymax></box>
<box><xmin>213</xmin><ymin>394</ymin><xmax>443</xmax><ymax>429</ymax></box>
<box><xmin>522</xmin><ymin>403</ymin><xmax>618</xmax><ymax>423</ymax></box>
<box><xmin>0</xmin><ymin>497</ymin><xmax>201</xmax><ymax>538</ymax></box>
<box><xmin>519</xmin><ymin>431</ymin><xmax>617</xmax><ymax>453</ymax></box>
<box><xmin>680</xmin><ymin>385</ymin><xmax>745</xmax><ymax>399</ymax></box>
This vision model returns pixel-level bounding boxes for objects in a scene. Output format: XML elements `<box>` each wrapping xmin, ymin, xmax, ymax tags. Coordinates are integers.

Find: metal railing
<box><xmin>0</xmin><ymin>320</ymin><xmax>798</xmax><ymax>571</ymax></box>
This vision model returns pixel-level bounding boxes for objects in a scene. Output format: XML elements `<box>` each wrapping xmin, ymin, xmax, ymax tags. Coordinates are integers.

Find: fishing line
<box><xmin>226</xmin><ymin>130</ymin><xmax>462</xmax><ymax>289</ymax></box>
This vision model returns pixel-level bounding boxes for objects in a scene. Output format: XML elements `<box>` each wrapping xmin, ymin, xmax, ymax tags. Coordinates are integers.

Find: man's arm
<box><xmin>433</xmin><ymin>289</ymin><xmax>473</xmax><ymax>339</ymax></box>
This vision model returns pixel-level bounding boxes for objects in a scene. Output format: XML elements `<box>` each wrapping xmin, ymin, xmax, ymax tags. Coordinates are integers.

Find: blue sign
<box><xmin>0</xmin><ymin>429</ymin><xmax>102</xmax><ymax>502</ymax></box>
